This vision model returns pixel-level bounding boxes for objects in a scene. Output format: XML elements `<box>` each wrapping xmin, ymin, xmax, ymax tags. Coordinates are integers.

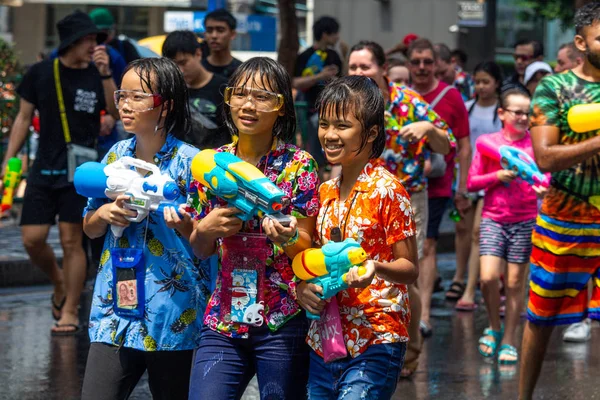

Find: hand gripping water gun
<box><xmin>292</xmin><ymin>238</ymin><xmax>368</xmax><ymax>320</ymax></box>
<box><xmin>476</xmin><ymin>140</ymin><xmax>549</xmax><ymax>187</ymax></box>
<box><xmin>73</xmin><ymin>156</ymin><xmax>180</xmax><ymax>238</ymax></box>
<box><xmin>567</xmin><ymin>103</ymin><xmax>600</xmax><ymax>133</ymax></box>
<box><xmin>191</xmin><ymin>149</ymin><xmax>292</xmax><ymax>226</ymax></box>
<box><xmin>1</xmin><ymin>157</ymin><xmax>22</xmax><ymax>212</ymax></box>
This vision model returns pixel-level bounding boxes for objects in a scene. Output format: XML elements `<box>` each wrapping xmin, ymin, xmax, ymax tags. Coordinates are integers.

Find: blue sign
<box><xmin>207</xmin><ymin>0</ymin><xmax>226</xmax><ymax>11</ymax></box>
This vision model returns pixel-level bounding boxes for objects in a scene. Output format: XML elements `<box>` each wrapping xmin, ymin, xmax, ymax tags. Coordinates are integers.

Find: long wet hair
<box><xmin>469</xmin><ymin>61</ymin><xmax>504</xmax><ymax>123</ymax></box>
<box><xmin>122</xmin><ymin>58</ymin><xmax>190</xmax><ymax>140</ymax></box>
<box><xmin>316</xmin><ymin>76</ymin><xmax>386</xmax><ymax>159</ymax></box>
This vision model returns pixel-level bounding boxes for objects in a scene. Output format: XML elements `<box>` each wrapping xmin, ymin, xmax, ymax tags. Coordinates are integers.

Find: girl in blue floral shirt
<box><xmin>187</xmin><ymin>57</ymin><xmax>320</xmax><ymax>400</ymax></box>
<box><xmin>81</xmin><ymin>58</ymin><xmax>206</xmax><ymax>399</ymax></box>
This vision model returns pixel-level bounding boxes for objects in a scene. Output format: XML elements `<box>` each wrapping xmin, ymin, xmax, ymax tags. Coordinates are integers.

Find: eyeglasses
<box><xmin>504</xmin><ymin>109</ymin><xmax>530</xmax><ymax>118</ymax></box>
<box><xmin>114</xmin><ymin>90</ymin><xmax>163</xmax><ymax>112</ymax></box>
<box><xmin>224</xmin><ymin>87</ymin><xmax>284</xmax><ymax>112</ymax></box>
<box><xmin>409</xmin><ymin>58</ymin><xmax>435</xmax><ymax>66</ymax></box>
<box><xmin>513</xmin><ymin>54</ymin><xmax>533</xmax><ymax>62</ymax></box>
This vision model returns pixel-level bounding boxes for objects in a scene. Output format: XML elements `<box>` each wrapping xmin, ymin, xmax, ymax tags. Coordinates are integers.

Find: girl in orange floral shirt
<box><xmin>297</xmin><ymin>76</ymin><xmax>419</xmax><ymax>399</ymax></box>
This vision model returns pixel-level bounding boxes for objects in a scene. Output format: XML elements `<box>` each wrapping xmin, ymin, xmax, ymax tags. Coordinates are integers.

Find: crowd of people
<box><xmin>1</xmin><ymin>3</ymin><xmax>600</xmax><ymax>400</ymax></box>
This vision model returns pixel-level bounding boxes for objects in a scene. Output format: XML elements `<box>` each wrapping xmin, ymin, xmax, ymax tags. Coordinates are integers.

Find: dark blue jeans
<box><xmin>307</xmin><ymin>342</ymin><xmax>406</xmax><ymax>400</ymax></box>
<box><xmin>189</xmin><ymin>315</ymin><xmax>310</xmax><ymax>400</ymax></box>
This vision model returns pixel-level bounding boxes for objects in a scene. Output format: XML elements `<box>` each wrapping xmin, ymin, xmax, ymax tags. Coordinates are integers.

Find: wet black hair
<box><xmin>575</xmin><ymin>2</ymin><xmax>600</xmax><ymax>34</ymax></box>
<box><xmin>349</xmin><ymin>40</ymin><xmax>386</xmax><ymax>67</ymax></box>
<box><xmin>316</xmin><ymin>76</ymin><xmax>386</xmax><ymax>159</ymax></box>
<box><xmin>123</xmin><ymin>57</ymin><xmax>190</xmax><ymax>139</ymax></box>
<box><xmin>162</xmin><ymin>30</ymin><xmax>201</xmax><ymax>58</ymax></box>
<box><xmin>451</xmin><ymin>49</ymin><xmax>468</xmax><ymax>65</ymax></box>
<box><xmin>313</xmin><ymin>16</ymin><xmax>339</xmax><ymax>41</ymax></box>
<box><xmin>514</xmin><ymin>39</ymin><xmax>544</xmax><ymax>59</ymax></box>
<box><xmin>469</xmin><ymin>61</ymin><xmax>504</xmax><ymax>122</ymax></box>
<box><xmin>204</xmin><ymin>8</ymin><xmax>237</xmax><ymax>30</ymax></box>
<box><xmin>500</xmin><ymin>87</ymin><xmax>531</xmax><ymax>109</ymax></box>
<box><xmin>224</xmin><ymin>57</ymin><xmax>296</xmax><ymax>142</ymax></box>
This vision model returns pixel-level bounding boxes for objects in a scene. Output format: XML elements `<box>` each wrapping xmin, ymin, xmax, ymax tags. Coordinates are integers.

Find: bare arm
<box><xmin>278</xmin><ymin>216</ymin><xmax>316</xmax><ymax>260</ymax></box>
<box><xmin>456</xmin><ymin>136</ymin><xmax>472</xmax><ymax>192</ymax></box>
<box><xmin>532</xmin><ymin>125</ymin><xmax>600</xmax><ymax>173</ymax></box>
<box><xmin>83</xmin><ymin>195</ymin><xmax>137</xmax><ymax>239</ymax></box>
<box><xmin>427</xmin><ymin>125</ymin><xmax>451</xmax><ymax>155</ymax></box>
<box><xmin>373</xmin><ymin>237</ymin><xmax>419</xmax><ymax>284</ymax></box>
<box><xmin>102</xmin><ymin>78</ymin><xmax>119</xmax><ymax>120</ymax></box>
<box><xmin>2</xmin><ymin>99</ymin><xmax>34</xmax><ymax>171</ymax></box>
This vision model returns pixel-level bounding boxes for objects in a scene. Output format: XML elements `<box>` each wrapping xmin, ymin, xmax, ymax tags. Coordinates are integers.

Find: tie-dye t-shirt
<box><xmin>530</xmin><ymin>71</ymin><xmax>600</xmax><ymax>218</ymax></box>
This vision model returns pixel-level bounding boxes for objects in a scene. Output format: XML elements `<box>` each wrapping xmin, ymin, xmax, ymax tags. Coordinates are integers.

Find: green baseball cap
<box><xmin>89</xmin><ymin>8</ymin><xmax>115</xmax><ymax>30</ymax></box>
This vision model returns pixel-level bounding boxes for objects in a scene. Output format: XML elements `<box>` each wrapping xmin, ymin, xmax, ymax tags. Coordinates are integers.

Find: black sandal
<box><xmin>445</xmin><ymin>281</ymin><xmax>465</xmax><ymax>301</ymax></box>
<box><xmin>51</xmin><ymin>295</ymin><xmax>66</xmax><ymax>321</ymax></box>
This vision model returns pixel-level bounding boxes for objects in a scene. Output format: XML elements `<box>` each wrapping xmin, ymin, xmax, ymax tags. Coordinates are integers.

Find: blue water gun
<box><xmin>191</xmin><ymin>149</ymin><xmax>292</xmax><ymax>226</ymax></box>
<box><xmin>292</xmin><ymin>239</ymin><xmax>368</xmax><ymax>320</ymax></box>
<box><xmin>476</xmin><ymin>141</ymin><xmax>549</xmax><ymax>187</ymax></box>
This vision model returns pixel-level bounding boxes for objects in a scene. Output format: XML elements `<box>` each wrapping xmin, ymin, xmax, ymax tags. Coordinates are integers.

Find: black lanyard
<box><xmin>320</xmin><ymin>190</ymin><xmax>360</xmax><ymax>242</ymax></box>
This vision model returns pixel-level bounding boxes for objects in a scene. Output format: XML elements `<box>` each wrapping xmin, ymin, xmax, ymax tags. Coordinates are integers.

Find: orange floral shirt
<box><xmin>307</xmin><ymin>160</ymin><xmax>416</xmax><ymax>358</ymax></box>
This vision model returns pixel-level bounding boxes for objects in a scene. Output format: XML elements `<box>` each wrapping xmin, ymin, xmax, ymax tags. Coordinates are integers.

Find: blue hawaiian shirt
<box><xmin>84</xmin><ymin>134</ymin><xmax>210</xmax><ymax>351</ymax></box>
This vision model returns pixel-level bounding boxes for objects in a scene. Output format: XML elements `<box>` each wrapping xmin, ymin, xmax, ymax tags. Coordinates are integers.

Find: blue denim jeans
<box><xmin>307</xmin><ymin>342</ymin><xmax>407</xmax><ymax>400</ymax></box>
<box><xmin>189</xmin><ymin>315</ymin><xmax>310</xmax><ymax>400</ymax></box>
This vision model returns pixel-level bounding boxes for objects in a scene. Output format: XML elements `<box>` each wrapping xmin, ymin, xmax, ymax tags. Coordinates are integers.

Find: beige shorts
<box><xmin>410</xmin><ymin>189</ymin><xmax>428</xmax><ymax>260</ymax></box>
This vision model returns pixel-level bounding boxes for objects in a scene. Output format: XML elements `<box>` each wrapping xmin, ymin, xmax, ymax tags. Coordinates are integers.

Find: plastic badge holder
<box><xmin>220</xmin><ymin>233</ymin><xmax>270</xmax><ymax>327</ymax></box>
<box><xmin>111</xmin><ymin>247</ymin><xmax>146</xmax><ymax>319</ymax></box>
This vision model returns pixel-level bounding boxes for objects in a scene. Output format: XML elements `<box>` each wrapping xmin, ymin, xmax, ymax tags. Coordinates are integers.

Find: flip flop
<box><xmin>51</xmin><ymin>323</ymin><xmax>81</xmax><ymax>336</ymax></box>
<box><xmin>455</xmin><ymin>299</ymin><xmax>478</xmax><ymax>311</ymax></box>
<box><xmin>51</xmin><ymin>295</ymin><xmax>66</xmax><ymax>321</ymax></box>
<box><xmin>445</xmin><ymin>281</ymin><xmax>465</xmax><ymax>301</ymax></box>
<box><xmin>433</xmin><ymin>276</ymin><xmax>444</xmax><ymax>293</ymax></box>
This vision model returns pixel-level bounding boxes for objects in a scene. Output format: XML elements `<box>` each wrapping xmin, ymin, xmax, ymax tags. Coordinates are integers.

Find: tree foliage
<box><xmin>0</xmin><ymin>37</ymin><xmax>21</xmax><ymax>140</ymax></box>
<box><xmin>518</xmin><ymin>0</ymin><xmax>596</xmax><ymax>29</ymax></box>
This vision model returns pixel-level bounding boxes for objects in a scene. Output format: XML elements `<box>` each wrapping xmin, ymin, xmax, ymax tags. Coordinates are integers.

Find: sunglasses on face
<box><xmin>409</xmin><ymin>58</ymin><xmax>435</xmax><ymax>66</ymax></box>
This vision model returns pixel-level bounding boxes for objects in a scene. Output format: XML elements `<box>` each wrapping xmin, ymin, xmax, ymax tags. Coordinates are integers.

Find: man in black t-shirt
<box><xmin>293</xmin><ymin>16</ymin><xmax>343</xmax><ymax>168</ymax></box>
<box><xmin>163</xmin><ymin>30</ymin><xmax>231</xmax><ymax>149</ymax></box>
<box><xmin>1</xmin><ymin>10</ymin><xmax>118</xmax><ymax>335</ymax></box>
<box><xmin>202</xmin><ymin>9</ymin><xmax>243</xmax><ymax>79</ymax></box>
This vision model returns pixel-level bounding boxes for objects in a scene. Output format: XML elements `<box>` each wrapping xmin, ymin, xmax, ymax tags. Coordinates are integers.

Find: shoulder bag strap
<box><xmin>429</xmin><ymin>85</ymin><xmax>453</xmax><ymax>108</ymax></box>
<box><xmin>54</xmin><ymin>58</ymin><xmax>71</xmax><ymax>144</ymax></box>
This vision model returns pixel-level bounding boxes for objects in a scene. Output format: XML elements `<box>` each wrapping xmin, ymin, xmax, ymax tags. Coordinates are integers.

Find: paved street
<box><xmin>0</xmin><ymin>252</ymin><xmax>599</xmax><ymax>400</ymax></box>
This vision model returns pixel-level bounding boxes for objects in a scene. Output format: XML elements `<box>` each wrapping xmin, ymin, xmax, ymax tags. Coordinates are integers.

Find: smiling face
<box><xmin>499</xmin><ymin>93</ymin><xmax>531</xmax><ymax>135</ymax></box>
<box><xmin>117</xmin><ymin>69</ymin><xmax>165</xmax><ymax>135</ymax></box>
<box><xmin>348</xmin><ymin>49</ymin><xmax>385</xmax><ymax>82</ymax></box>
<box><xmin>228</xmin><ymin>72</ymin><xmax>284</xmax><ymax>138</ymax></box>
<box><xmin>318</xmin><ymin>104</ymin><xmax>374</xmax><ymax>167</ymax></box>
<box><xmin>408</xmin><ymin>48</ymin><xmax>436</xmax><ymax>87</ymax></box>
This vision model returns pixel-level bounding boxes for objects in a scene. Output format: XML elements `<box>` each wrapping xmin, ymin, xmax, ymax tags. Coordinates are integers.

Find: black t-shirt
<box><xmin>502</xmin><ymin>73</ymin><xmax>529</xmax><ymax>95</ymax></box>
<box><xmin>108</xmin><ymin>38</ymin><xmax>140</xmax><ymax>64</ymax></box>
<box><xmin>294</xmin><ymin>47</ymin><xmax>343</xmax><ymax>112</ymax></box>
<box><xmin>187</xmin><ymin>73</ymin><xmax>231</xmax><ymax>149</ymax></box>
<box><xmin>202</xmin><ymin>57</ymin><xmax>243</xmax><ymax>80</ymax></box>
<box><xmin>17</xmin><ymin>59</ymin><xmax>106</xmax><ymax>187</ymax></box>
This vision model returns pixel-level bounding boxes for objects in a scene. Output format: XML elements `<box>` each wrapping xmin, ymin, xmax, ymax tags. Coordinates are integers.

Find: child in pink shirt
<box><xmin>467</xmin><ymin>88</ymin><xmax>546</xmax><ymax>365</ymax></box>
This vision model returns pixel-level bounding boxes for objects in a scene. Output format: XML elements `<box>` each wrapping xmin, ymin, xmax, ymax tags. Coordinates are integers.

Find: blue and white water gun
<box><xmin>74</xmin><ymin>156</ymin><xmax>181</xmax><ymax>238</ymax></box>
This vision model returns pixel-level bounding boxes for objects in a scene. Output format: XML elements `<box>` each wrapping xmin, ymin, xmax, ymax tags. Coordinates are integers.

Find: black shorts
<box><xmin>20</xmin><ymin>184</ymin><xmax>88</xmax><ymax>226</ymax></box>
<box><xmin>426</xmin><ymin>197</ymin><xmax>450</xmax><ymax>239</ymax></box>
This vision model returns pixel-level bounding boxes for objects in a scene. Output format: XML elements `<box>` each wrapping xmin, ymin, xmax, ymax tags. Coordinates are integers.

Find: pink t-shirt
<box><xmin>422</xmin><ymin>81</ymin><xmax>470</xmax><ymax>198</ymax></box>
<box><xmin>467</xmin><ymin>131</ymin><xmax>539</xmax><ymax>223</ymax></box>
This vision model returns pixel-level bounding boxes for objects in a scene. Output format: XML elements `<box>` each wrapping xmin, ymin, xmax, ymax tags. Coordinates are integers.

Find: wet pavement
<box><xmin>0</xmin><ymin>253</ymin><xmax>599</xmax><ymax>400</ymax></box>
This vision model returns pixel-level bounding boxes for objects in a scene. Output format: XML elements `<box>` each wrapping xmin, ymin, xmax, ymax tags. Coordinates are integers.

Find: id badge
<box><xmin>111</xmin><ymin>247</ymin><xmax>145</xmax><ymax>319</ymax></box>
<box><xmin>220</xmin><ymin>233</ymin><xmax>270</xmax><ymax>327</ymax></box>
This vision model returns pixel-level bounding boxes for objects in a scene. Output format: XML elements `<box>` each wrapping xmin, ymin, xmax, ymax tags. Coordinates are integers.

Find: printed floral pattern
<box><xmin>307</xmin><ymin>161</ymin><xmax>416</xmax><ymax>358</ymax></box>
<box><xmin>382</xmin><ymin>82</ymin><xmax>455</xmax><ymax>194</ymax></box>
<box><xmin>84</xmin><ymin>134</ymin><xmax>209</xmax><ymax>351</ymax></box>
<box><xmin>454</xmin><ymin>66</ymin><xmax>476</xmax><ymax>102</ymax></box>
<box><xmin>187</xmin><ymin>138</ymin><xmax>320</xmax><ymax>338</ymax></box>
